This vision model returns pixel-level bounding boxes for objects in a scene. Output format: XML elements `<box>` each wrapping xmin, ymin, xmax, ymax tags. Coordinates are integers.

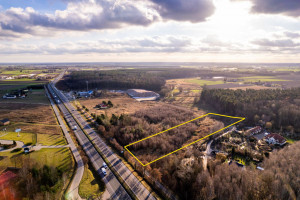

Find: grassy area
<box><xmin>37</xmin><ymin>134</ymin><xmax>67</xmax><ymax>146</ymax></box>
<box><xmin>0</xmin><ymin>132</ymin><xmax>36</xmax><ymax>145</ymax></box>
<box><xmin>0</xmin><ymin>89</ymin><xmax>49</xmax><ymax>104</ymax></box>
<box><xmin>285</xmin><ymin>137</ymin><xmax>296</xmax><ymax>144</ymax></box>
<box><xmin>185</xmin><ymin>79</ymin><xmax>224</xmax><ymax>86</ymax></box>
<box><xmin>190</xmin><ymin>89</ymin><xmax>201</xmax><ymax>93</ymax></box>
<box><xmin>241</xmin><ymin>76</ymin><xmax>287</xmax><ymax>82</ymax></box>
<box><xmin>172</xmin><ymin>89</ymin><xmax>180</xmax><ymax>93</ymax></box>
<box><xmin>274</xmin><ymin>68</ymin><xmax>300</xmax><ymax>72</ymax></box>
<box><xmin>0</xmin><ymin>131</ymin><xmax>66</xmax><ymax>146</ymax></box>
<box><xmin>2</xmin><ymin>78</ymin><xmax>36</xmax><ymax>81</ymax></box>
<box><xmin>0</xmin><ymin>148</ymin><xmax>73</xmax><ymax>172</ymax></box>
<box><xmin>78</xmin><ymin>165</ymin><xmax>104</xmax><ymax>199</ymax></box>
<box><xmin>0</xmin><ymin>70</ymin><xmax>40</xmax><ymax>75</ymax></box>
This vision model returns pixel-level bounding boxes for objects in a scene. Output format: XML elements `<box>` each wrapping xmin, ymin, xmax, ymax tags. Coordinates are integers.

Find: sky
<box><xmin>0</xmin><ymin>0</ymin><xmax>300</xmax><ymax>63</ymax></box>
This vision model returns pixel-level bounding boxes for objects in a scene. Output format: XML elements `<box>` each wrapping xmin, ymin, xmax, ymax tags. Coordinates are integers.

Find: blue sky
<box><xmin>0</xmin><ymin>0</ymin><xmax>300</xmax><ymax>63</ymax></box>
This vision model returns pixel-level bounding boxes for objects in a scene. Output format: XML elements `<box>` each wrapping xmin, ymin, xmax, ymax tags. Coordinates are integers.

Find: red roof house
<box><xmin>264</xmin><ymin>133</ymin><xmax>286</xmax><ymax>146</ymax></box>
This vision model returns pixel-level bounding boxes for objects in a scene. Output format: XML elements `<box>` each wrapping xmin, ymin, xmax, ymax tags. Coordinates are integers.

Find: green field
<box><xmin>0</xmin><ymin>88</ymin><xmax>50</xmax><ymax>104</ymax></box>
<box><xmin>0</xmin><ymin>131</ymin><xmax>66</xmax><ymax>146</ymax></box>
<box><xmin>79</xmin><ymin>166</ymin><xmax>104</xmax><ymax>199</ymax></box>
<box><xmin>0</xmin><ymin>148</ymin><xmax>73</xmax><ymax>172</ymax></box>
<box><xmin>2</xmin><ymin>78</ymin><xmax>36</xmax><ymax>81</ymax></box>
<box><xmin>0</xmin><ymin>70</ymin><xmax>41</xmax><ymax>76</ymax></box>
<box><xmin>274</xmin><ymin>68</ymin><xmax>300</xmax><ymax>72</ymax></box>
<box><xmin>186</xmin><ymin>79</ymin><xmax>224</xmax><ymax>86</ymax></box>
<box><xmin>241</xmin><ymin>76</ymin><xmax>287</xmax><ymax>82</ymax></box>
<box><xmin>0</xmin><ymin>132</ymin><xmax>36</xmax><ymax>145</ymax></box>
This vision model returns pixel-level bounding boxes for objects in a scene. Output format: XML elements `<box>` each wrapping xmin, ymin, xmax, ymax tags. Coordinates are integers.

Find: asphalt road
<box><xmin>50</xmin><ymin>71</ymin><xmax>156</xmax><ymax>200</ymax></box>
<box><xmin>47</xmin><ymin>83</ymin><xmax>132</xmax><ymax>200</ymax></box>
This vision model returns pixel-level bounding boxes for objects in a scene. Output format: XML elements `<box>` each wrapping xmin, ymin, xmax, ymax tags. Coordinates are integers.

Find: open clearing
<box><xmin>78</xmin><ymin>92</ymin><xmax>167</xmax><ymax>118</ymax></box>
<box><xmin>0</xmin><ymin>103</ymin><xmax>57</xmax><ymax>124</ymax></box>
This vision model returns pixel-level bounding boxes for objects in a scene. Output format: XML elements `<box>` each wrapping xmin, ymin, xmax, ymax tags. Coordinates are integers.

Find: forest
<box><xmin>200</xmin><ymin>88</ymin><xmax>300</xmax><ymax>138</ymax></box>
<box><xmin>94</xmin><ymin>104</ymin><xmax>300</xmax><ymax>200</ymax></box>
<box><xmin>57</xmin><ymin>68</ymin><xmax>243</xmax><ymax>92</ymax></box>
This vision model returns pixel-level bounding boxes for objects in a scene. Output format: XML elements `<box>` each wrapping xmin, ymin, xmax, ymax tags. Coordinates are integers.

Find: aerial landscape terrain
<box><xmin>0</xmin><ymin>0</ymin><xmax>300</xmax><ymax>200</ymax></box>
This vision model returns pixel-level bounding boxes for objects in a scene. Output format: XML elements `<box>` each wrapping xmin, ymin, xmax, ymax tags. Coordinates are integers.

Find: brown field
<box><xmin>0</xmin><ymin>102</ymin><xmax>66</xmax><ymax>145</ymax></box>
<box><xmin>78</xmin><ymin>92</ymin><xmax>205</xmax><ymax>118</ymax></box>
<box><xmin>0</xmin><ymin>103</ymin><xmax>57</xmax><ymax>125</ymax></box>
<box><xmin>78</xmin><ymin>93</ymin><xmax>166</xmax><ymax>118</ymax></box>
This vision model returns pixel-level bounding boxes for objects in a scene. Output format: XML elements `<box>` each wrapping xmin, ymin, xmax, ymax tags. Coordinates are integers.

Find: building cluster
<box><xmin>2</xmin><ymin>89</ymin><xmax>29</xmax><ymax>99</ymax></box>
<box><xmin>246</xmin><ymin>126</ymin><xmax>286</xmax><ymax>146</ymax></box>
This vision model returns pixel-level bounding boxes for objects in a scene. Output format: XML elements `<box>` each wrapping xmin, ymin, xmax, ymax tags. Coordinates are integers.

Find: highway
<box><xmin>45</xmin><ymin>86</ymin><xmax>84</xmax><ymax>200</ymax></box>
<box><xmin>47</xmin><ymin>83</ymin><xmax>132</xmax><ymax>200</ymax></box>
<box><xmin>49</xmin><ymin>71</ymin><xmax>156</xmax><ymax>200</ymax></box>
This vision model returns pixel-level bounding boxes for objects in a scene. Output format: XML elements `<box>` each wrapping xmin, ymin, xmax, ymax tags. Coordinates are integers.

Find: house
<box><xmin>264</xmin><ymin>133</ymin><xmax>286</xmax><ymax>146</ymax></box>
<box><xmin>2</xmin><ymin>94</ymin><xmax>17</xmax><ymax>99</ymax></box>
<box><xmin>0</xmin><ymin>119</ymin><xmax>10</xmax><ymax>126</ymax></box>
<box><xmin>247</xmin><ymin>126</ymin><xmax>262</xmax><ymax>135</ymax></box>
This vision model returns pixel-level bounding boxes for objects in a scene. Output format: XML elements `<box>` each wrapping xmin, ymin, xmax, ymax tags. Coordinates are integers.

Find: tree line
<box><xmin>199</xmin><ymin>88</ymin><xmax>300</xmax><ymax>138</ymax></box>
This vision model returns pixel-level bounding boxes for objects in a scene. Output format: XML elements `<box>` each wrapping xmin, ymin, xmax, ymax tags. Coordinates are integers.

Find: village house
<box><xmin>264</xmin><ymin>133</ymin><xmax>286</xmax><ymax>146</ymax></box>
<box><xmin>247</xmin><ymin>126</ymin><xmax>262</xmax><ymax>135</ymax></box>
<box><xmin>0</xmin><ymin>119</ymin><xmax>10</xmax><ymax>126</ymax></box>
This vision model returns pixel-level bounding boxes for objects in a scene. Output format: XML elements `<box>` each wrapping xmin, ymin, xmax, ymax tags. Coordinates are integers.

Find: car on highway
<box><xmin>101</xmin><ymin>167</ymin><xmax>107</xmax><ymax>176</ymax></box>
<box><xmin>103</xmin><ymin>162</ymin><xmax>107</xmax><ymax>169</ymax></box>
<box><xmin>73</xmin><ymin>126</ymin><xmax>77</xmax><ymax>130</ymax></box>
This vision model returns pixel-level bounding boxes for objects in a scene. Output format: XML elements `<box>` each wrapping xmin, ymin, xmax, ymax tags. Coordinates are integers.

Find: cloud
<box><xmin>284</xmin><ymin>31</ymin><xmax>300</xmax><ymax>38</ymax></box>
<box><xmin>0</xmin><ymin>36</ymin><xmax>194</xmax><ymax>54</ymax></box>
<box><xmin>0</xmin><ymin>0</ymin><xmax>159</xmax><ymax>35</ymax></box>
<box><xmin>234</xmin><ymin>0</ymin><xmax>300</xmax><ymax>17</ymax></box>
<box><xmin>252</xmin><ymin>38</ymin><xmax>299</xmax><ymax>48</ymax></box>
<box><xmin>149</xmin><ymin>0</ymin><xmax>215</xmax><ymax>22</ymax></box>
<box><xmin>0</xmin><ymin>0</ymin><xmax>215</xmax><ymax>38</ymax></box>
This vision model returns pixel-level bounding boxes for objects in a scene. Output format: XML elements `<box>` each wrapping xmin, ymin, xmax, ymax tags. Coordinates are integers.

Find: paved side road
<box><xmin>45</xmin><ymin>86</ymin><xmax>84</xmax><ymax>200</ymax></box>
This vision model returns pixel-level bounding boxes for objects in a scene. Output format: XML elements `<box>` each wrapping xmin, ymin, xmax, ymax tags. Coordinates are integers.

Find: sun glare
<box><xmin>208</xmin><ymin>0</ymin><xmax>253</xmax><ymax>40</ymax></box>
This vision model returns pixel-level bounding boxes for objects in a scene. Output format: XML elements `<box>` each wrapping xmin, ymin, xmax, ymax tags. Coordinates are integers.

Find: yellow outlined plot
<box><xmin>124</xmin><ymin>113</ymin><xmax>245</xmax><ymax>166</ymax></box>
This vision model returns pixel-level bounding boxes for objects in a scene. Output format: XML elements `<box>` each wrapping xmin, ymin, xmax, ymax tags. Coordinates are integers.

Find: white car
<box><xmin>103</xmin><ymin>162</ymin><xmax>107</xmax><ymax>169</ymax></box>
<box><xmin>101</xmin><ymin>167</ymin><xmax>107</xmax><ymax>176</ymax></box>
<box><xmin>73</xmin><ymin>126</ymin><xmax>77</xmax><ymax>130</ymax></box>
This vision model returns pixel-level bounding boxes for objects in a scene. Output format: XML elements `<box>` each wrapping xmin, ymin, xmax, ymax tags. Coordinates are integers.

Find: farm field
<box><xmin>0</xmin><ymin>69</ymin><xmax>41</xmax><ymax>75</ymax></box>
<box><xmin>0</xmin><ymin>80</ymin><xmax>47</xmax><ymax>93</ymax></box>
<box><xmin>241</xmin><ymin>76</ymin><xmax>287</xmax><ymax>82</ymax></box>
<box><xmin>0</xmin><ymin>103</ymin><xmax>57</xmax><ymax>124</ymax></box>
<box><xmin>185</xmin><ymin>78</ymin><xmax>224</xmax><ymax>86</ymax></box>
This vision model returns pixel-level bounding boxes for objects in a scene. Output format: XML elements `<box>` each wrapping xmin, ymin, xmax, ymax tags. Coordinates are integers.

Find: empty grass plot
<box><xmin>125</xmin><ymin>113</ymin><xmax>245</xmax><ymax>166</ymax></box>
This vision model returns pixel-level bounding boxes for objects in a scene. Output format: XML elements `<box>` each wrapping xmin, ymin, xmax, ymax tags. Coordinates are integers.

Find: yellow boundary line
<box><xmin>124</xmin><ymin>113</ymin><xmax>245</xmax><ymax>166</ymax></box>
